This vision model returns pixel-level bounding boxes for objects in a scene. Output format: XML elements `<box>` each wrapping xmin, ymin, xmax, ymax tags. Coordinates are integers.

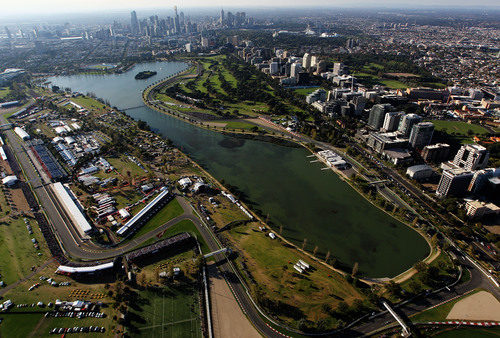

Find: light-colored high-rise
<box><xmin>452</xmin><ymin>144</ymin><xmax>489</xmax><ymax>171</ymax></box>
<box><xmin>302</xmin><ymin>53</ymin><xmax>311</xmax><ymax>69</ymax></box>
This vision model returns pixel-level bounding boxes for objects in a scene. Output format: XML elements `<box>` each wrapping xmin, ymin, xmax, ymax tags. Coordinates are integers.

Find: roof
<box><xmin>56</xmin><ymin>262</ymin><xmax>114</xmax><ymax>274</ymax></box>
<box><xmin>407</xmin><ymin>164</ymin><xmax>433</xmax><ymax>174</ymax></box>
<box><xmin>117</xmin><ymin>188</ymin><xmax>170</xmax><ymax>236</ymax></box>
<box><xmin>2</xmin><ymin>175</ymin><xmax>18</xmax><ymax>185</ymax></box>
<box><xmin>51</xmin><ymin>182</ymin><xmax>92</xmax><ymax>236</ymax></box>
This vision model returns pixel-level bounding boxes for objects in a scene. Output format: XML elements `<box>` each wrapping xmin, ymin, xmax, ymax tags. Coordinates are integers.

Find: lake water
<box><xmin>48</xmin><ymin>61</ymin><xmax>429</xmax><ymax>277</ymax></box>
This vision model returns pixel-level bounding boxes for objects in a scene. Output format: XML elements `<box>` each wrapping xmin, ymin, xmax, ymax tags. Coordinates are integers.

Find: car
<box><xmin>101</xmin><ymin>327</ymin><xmax>105</xmax><ymax>333</ymax></box>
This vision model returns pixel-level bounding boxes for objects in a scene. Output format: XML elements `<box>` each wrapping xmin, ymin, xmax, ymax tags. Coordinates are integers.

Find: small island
<box><xmin>135</xmin><ymin>70</ymin><xmax>157</xmax><ymax>80</ymax></box>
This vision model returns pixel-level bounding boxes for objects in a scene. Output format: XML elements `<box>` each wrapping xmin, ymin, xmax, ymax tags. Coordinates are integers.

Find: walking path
<box><xmin>0</xmin><ymin>258</ymin><xmax>55</xmax><ymax>296</ymax></box>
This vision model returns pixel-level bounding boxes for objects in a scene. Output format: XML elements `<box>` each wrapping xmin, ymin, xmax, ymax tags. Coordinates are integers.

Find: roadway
<box><xmin>1</xmin><ymin>112</ymin><xmax>283</xmax><ymax>337</ymax></box>
<box><xmin>348</xmin><ymin>249</ymin><xmax>499</xmax><ymax>335</ymax></box>
<box><xmin>3</xmin><ymin>102</ymin><xmax>497</xmax><ymax>337</ymax></box>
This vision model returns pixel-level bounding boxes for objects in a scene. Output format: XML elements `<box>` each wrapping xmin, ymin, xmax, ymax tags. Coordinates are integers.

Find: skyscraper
<box><xmin>382</xmin><ymin>112</ymin><xmax>404</xmax><ymax>132</ymax></box>
<box><xmin>452</xmin><ymin>144</ymin><xmax>489</xmax><ymax>171</ymax></box>
<box><xmin>436</xmin><ymin>169</ymin><xmax>474</xmax><ymax>197</ymax></box>
<box><xmin>302</xmin><ymin>53</ymin><xmax>311</xmax><ymax>70</ymax></box>
<box><xmin>290</xmin><ymin>62</ymin><xmax>302</xmax><ymax>78</ymax></box>
<box><xmin>398</xmin><ymin>113</ymin><xmax>422</xmax><ymax>137</ymax></box>
<box><xmin>368</xmin><ymin>104</ymin><xmax>392</xmax><ymax>130</ymax></box>
<box><xmin>174</xmin><ymin>6</ymin><xmax>180</xmax><ymax>34</ymax></box>
<box><xmin>409</xmin><ymin>122</ymin><xmax>434</xmax><ymax>149</ymax></box>
<box><xmin>5</xmin><ymin>27</ymin><xmax>12</xmax><ymax>39</ymax></box>
<box><xmin>130</xmin><ymin>11</ymin><xmax>139</xmax><ymax>35</ymax></box>
<box><xmin>220</xmin><ymin>9</ymin><xmax>225</xmax><ymax>25</ymax></box>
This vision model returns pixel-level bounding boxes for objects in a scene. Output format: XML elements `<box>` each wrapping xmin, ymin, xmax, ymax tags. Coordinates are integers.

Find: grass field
<box><xmin>411</xmin><ymin>289</ymin><xmax>481</xmax><ymax>322</ymax></box>
<box><xmin>71</xmin><ymin>96</ymin><xmax>106</xmax><ymax>111</ymax></box>
<box><xmin>431</xmin><ymin>120</ymin><xmax>490</xmax><ymax>136</ymax></box>
<box><xmin>228</xmin><ymin>223</ymin><xmax>366</xmax><ymax>328</ymax></box>
<box><xmin>107</xmin><ymin>155</ymin><xmax>148</xmax><ymax>178</ymax></box>
<box><xmin>0</xmin><ymin>86</ymin><xmax>11</xmax><ymax>100</ymax></box>
<box><xmin>126</xmin><ymin>286</ymin><xmax>202</xmax><ymax>338</ymax></box>
<box><xmin>222</xmin><ymin>121</ymin><xmax>258</xmax><ymax>130</ymax></box>
<box><xmin>137</xmin><ymin>219</ymin><xmax>209</xmax><ymax>254</ymax></box>
<box><xmin>293</xmin><ymin>87</ymin><xmax>321</xmax><ymax>96</ymax></box>
<box><xmin>131</xmin><ymin>198</ymin><xmax>184</xmax><ymax>240</ymax></box>
<box><xmin>379</xmin><ymin>79</ymin><xmax>408</xmax><ymax>89</ymax></box>
<box><xmin>0</xmin><ymin>217</ymin><xmax>51</xmax><ymax>285</ymax></box>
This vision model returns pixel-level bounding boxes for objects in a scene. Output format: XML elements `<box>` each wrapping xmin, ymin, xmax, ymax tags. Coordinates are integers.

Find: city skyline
<box><xmin>2</xmin><ymin>0</ymin><xmax>500</xmax><ymax>16</ymax></box>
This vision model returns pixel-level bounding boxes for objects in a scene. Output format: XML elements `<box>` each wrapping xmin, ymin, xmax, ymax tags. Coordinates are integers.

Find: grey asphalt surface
<box><xmin>3</xmin><ymin>107</ymin><xmax>498</xmax><ymax>338</ymax></box>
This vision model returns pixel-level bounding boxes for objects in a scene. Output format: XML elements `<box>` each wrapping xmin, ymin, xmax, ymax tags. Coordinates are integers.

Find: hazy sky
<box><xmin>2</xmin><ymin>0</ymin><xmax>499</xmax><ymax>16</ymax></box>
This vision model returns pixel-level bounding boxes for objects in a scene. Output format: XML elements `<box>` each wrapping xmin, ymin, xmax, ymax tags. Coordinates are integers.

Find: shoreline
<box><xmin>141</xmin><ymin>65</ymin><xmax>436</xmax><ymax>281</ymax></box>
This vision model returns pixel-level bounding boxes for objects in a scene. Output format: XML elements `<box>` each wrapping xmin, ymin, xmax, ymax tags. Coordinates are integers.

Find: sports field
<box><xmin>127</xmin><ymin>287</ymin><xmax>202</xmax><ymax>338</ymax></box>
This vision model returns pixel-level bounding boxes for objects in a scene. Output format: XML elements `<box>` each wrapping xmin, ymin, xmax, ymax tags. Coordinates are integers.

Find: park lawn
<box><xmin>226</xmin><ymin>101</ymin><xmax>269</xmax><ymax>116</ymax></box>
<box><xmin>126</xmin><ymin>286</ymin><xmax>202</xmax><ymax>338</ymax></box>
<box><xmin>353</xmin><ymin>72</ymin><xmax>379</xmax><ymax>79</ymax></box>
<box><xmin>431</xmin><ymin>120</ymin><xmax>489</xmax><ymax>136</ymax></box>
<box><xmin>400</xmin><ymin>250</ymin><xmax>455</xmax><ymax>293</ymax></box>
<box><xmin>0</xmin><ymin>217</ymin><xmax>51</xmax><ymax>285</ymax></box>
<box><xmin>137</xmin><ymin>219</ymin><xmax>209</xmax><ymax>254</ymax></box>
<box><xmin>107</xmin><ymin>155</ymin><xmax>148</xmax><ymax>179</ymax></box>
<box><xmin>220</xmin><ymin>67</ymin><xmax>237</xmax><ymax>87</ymax></box>
<box><xmin>228</xmin><ymin>224</ymin><xmax>367</xmax><ymax>328</ymax></box>
<box><xmin>0</xmin><ymin>86</ymin><xmax>11</xmax><ymax>100</ymax></box>
<box><xmin>130</xmin><ymin>198</ymin><xmax>184</xmax><ymax>240</ymax></box>
<box><xmin>223</xmin><ymin>121</ymin><xmax>259</xmax><ymax>130</ymax></box>
<box><xmin>379</xmin><ymin>79</ymin><xmax>408</xmax><ymax>89</ymax></box>
<box><xmin>410</xmin><ymin>289</ymin><xmax>481</xmax><ymax>322</ymax></box>
<box><xmin>71</xmin><ymin>96</ymin><xmax>106</xmax><ymax>111</ymax></box>
<box><xmin>194</xmin><ymin>73</ymin><xmax>210</xmax><ymax>93</ymax></box>
<box><xmin>209</xmin><ymin>75</ymin><xmax>228</xmax><ymax>96</ymax></box>
<box><xmin>294</xmin><ymin>87</ymin><xmax>321</xmax><ymax>96</ymax></box>
<box><xmin>110</xmin><ymin>186</ymin><xmax>144</xmax><ymax>210</ymax></box>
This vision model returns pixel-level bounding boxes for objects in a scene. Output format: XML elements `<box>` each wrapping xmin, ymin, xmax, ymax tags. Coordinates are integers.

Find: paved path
<box><xmin>0</xmin><ymin>258</ymin><xmax>55</xmax><ymax>296</ymax></box>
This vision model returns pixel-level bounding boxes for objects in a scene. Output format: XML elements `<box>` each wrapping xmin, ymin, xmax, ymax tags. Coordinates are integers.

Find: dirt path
<box><xmin>447</xmin><ymin>291</ymin><xmax>500</xmax><ymax>321</ymax></box>
<box><xmin>207</xmin><ymin>263</ymin><xmax>261</xmax><ymax>338</ymax></box>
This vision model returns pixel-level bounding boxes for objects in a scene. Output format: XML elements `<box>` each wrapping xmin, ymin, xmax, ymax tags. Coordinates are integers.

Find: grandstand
<box><xmin>30</xmin><ymin>139</ymin><xmax>67</xmax><ymax>180</ymax></box>
<box><xmin>51</xmin><ymin>182</ymin><xmax>93</xmax><ymax>238</ymax></box>
<box><xmin>116</xmin><ymin>187</ymin><xmax>173</xmax><ymax>236</ymax></box>
<box><xmin>56</xmin><ymin>262</ymin><xmax>114</xmax><ymax>276</ymax></box>
<box><xmin>125</xmin><ymin>232</ymin><xmax>193</xmax><ymax>263</ymax></box>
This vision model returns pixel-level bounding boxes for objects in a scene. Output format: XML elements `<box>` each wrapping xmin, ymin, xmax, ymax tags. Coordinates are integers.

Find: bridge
<box><xmin>0</xmin><ymin>123</ymin><xmax>14</xmax><ymax>130</ymax></box>
<box><xmin>368</xmin><ymin>179</ymin><xmax>390</xmax><ymax>185</ymax></box>
<box><xmin>382</xmin><ymin>301</ymin><xmax>411</xmax><ymax>337</ymax></box>
<box><xmin>121</xmin><ymin>105</ymin><xmax>146</xmax><ymax>111</ymax></box>
<box><xmin>204</xmin><ymin>247</ymin><xmax>230</xmax><ymax>259</ymax></box>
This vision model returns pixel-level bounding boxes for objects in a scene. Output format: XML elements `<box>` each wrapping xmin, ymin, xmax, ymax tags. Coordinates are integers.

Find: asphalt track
<box><xmin>3</xmin><ymin>110</ymin><xmax>498</xmax><ymax>338</ymax></box>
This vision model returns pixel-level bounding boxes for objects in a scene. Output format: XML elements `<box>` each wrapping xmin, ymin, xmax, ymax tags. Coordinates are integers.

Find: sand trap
<box><xmin>447</xmin><ymin>291</ymin><xmax>500</xmax><ymax>321</ymax></box>
<box><xmin>208</xmin><ymin>264</ymin><xmax>261</xmax><ymax>338</ymax></box>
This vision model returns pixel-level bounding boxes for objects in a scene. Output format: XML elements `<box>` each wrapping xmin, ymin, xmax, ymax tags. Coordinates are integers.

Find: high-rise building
<box><xmin>310</xmin><ymin>55</ymin><xmax>318</xmax><ymax>67</ymax></box>
<box><xmin>290</xmin><ymin>62</ymin><xmax>302</xmax><ymax>78</ymax></box>
<box><xmin>220</xmin><ymin>9</ymin><xmax>225</xmax><ymax>25</ymax></box>
<box><xmin>269</xmin><ymin>62</ymin><xmax>279</xmax><ymax>75</ymax></box>
<box><xmin>382</xmin><ymin>112</ymin><xmax>404</xmax><ymax>132</ymax></box>
<box><xmin>5</xmin><ymin>27</ymin><xmax>12</xmax><ymax>39</ymax></box>
<box><xmin>368</xmin><ymin>104</ymin><xmax>392</xmax><ymax>130</ymax></box>
<box><xmin>468</xmin><ymin>168</ymin><xmax>500</xmax><ymax>194</ymax></box>
<box><xmin>302</xmin><ymin>53</ymin><xmax>311</xmax><ymax>70</ymax></box>
<box><xmin>174</xmin><ymin>6</ymin><xmax>180</xmax><ymax>34</ymax></box>
<box><xmin>398</xmin><ymin>113</ymin><xmax>422</xmax><ymax>137</ymax></box>
<box><xmin>436</xmin><ymin>169</ymin><xmax>474</xmax><ymax>197</ymax></box>
<box><xmin>316</xmin><ymin>60</ymin><xmax>326</xmax><ymax>74</ymax></box>
<box><xmin>130</xmin><ymin>11</ymin><xmax>139</xmax><ymax>35</ymax></box>
<box><xmin>409</xmin><ymin>122</ymin><xmax>434</xmax><ymax>149</ymax></box>
<box><xmin>421</xmin><ymin>143</ymin><xmax>450</xmax><ymax>163</ymax></box>
<box><xmin>452</xmin><ymin>144</ymin><xmax>489</xmax><ymax>171</ymax></box>
<box><xmin>333</xmin><ymin>62</ymin><xmax>344</xmax><ymax>76</ymax></box>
